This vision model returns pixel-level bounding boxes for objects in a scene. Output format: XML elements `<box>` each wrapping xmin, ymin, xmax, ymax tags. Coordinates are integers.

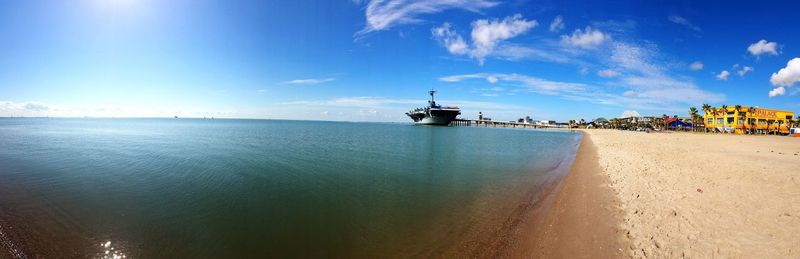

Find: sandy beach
<box><xmin>587</xmin><ymin>130</ymin><xmax>800</xmax><ymax>258</ymax></box>
<box><xmin>568</xmin><ymin>130</ymin><xmax>800</xmax><ymax>258</ymax></box>
<box><xmin>522</xmin><ymin>130</ymin><xmax>800</xmax><ymax>258</ymax></box>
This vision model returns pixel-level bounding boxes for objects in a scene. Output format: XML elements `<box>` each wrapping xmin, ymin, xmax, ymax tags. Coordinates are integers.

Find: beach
<box><xmin>537</xmin><ymin>130</ymin><xmax>800</xmax><ymax>258</ymax></box>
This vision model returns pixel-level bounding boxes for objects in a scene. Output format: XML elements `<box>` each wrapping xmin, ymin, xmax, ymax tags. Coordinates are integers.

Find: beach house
<box><xmin>703</xmin><ymin>106</ymin><xmax>795</xmax><ymax>134</ymax></box>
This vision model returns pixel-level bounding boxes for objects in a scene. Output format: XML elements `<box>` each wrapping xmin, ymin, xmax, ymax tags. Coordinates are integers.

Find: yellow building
<box><xmin>704</xmin><ymin>106</ymin><xmax>795</xmax><ymax>134</ymax></box>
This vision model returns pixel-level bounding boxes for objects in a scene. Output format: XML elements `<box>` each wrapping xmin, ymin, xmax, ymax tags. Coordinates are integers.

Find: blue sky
<box><xmin>1</xmin><ymin>0</ymin><xmax>799</xmax><ymax>122</ymax></box>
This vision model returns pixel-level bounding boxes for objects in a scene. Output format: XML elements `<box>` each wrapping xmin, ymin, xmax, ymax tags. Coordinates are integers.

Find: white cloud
<box><xmin>667</xmin><ymin>15</ymin><xmax>701</xmax><ymax>32</ymax></box>
<box><xmin>579</xmin><ymin>67</ymin><xmax>589</xmax><ymax>75</ymax></box>
<box><xmin>622</xmin><ymin>91</ymin><xmax>638</xmax><ymax>97</ymax></box>
<box><xmin>689</xmin><ymin>61</ymin><xmax>704</xmax><ymax>71</ymax></box>
<box><xmin>486</xmin><ymin>76</ymin><xmax>498</xmax><ymax>83</ymax></box>
<box><xmin>747</xmin><ymin>39</ymin><xmax>779</xmax><ymax>57</ymax></box>
<box><xmin>431</xmin><ymin>23</ymin><xmax>469</xmax><ymax>55</ymax></box>
<box><xmin>356</xmin><ymin>0</ymin><xmax>499</xmax><ymax>37</ymax></box>
<box><xmin>282</xmin><ymin>78</ymin><xmax>335</xmax><ymax>85</ymax></box>
<box><xmin>432</xmin><ymin>14</ymin><xmax>537</xmax><ymax>64</ymax></box>
<box><xmin>561</xmin><ymin>26</ymin><xmax>609</xmax><ymax>49</ymax></box>
<box><xmin>716</xmin><ymin>70</ymin><xmax>730</xmax><ymax>81</ymax></box>
<box><xmin>737</xmin><ymin>66</ymin><xmax>753</xmax><ymax>77</ymax></box>
<box><xmin>471</xmin><ymin>14</ymin><xmax>538</xmax><ymax>61</ymax></box>
<box><xmin>597</xmin><ymin>69</ymin><xmax>620</xmax><ymax>78</ymax></box>
<box><xmin>768</xmin><ymin>86</ymin><xmax>785</xmax><ymax>97</ymax></box>
<box><xmin>549</xmin><ymin>15</ymin><xmax>564</xmax><ymax>32</ymax></box>
<box><xmin>770</xmin><ymin>58</ymin><xmax>800</xmax><ymax>87</ymax></box>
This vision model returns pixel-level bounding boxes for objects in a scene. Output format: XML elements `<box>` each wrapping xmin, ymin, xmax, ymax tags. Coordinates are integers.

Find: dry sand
<box><xmin>586</xmin><ymin>130</ymin><xmax>800</xmax><ymax>258</ymax></box>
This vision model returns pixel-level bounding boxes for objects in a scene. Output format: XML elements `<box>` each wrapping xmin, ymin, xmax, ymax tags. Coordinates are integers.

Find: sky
<box><xmin>1</xmin><ymin>0</ymin><xmax>800</xmax><ymax>122</ymax></box>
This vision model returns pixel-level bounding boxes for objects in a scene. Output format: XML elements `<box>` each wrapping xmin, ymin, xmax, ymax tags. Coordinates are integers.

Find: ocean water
<box><xmin>0</xmin><ymin>118</ymin><xmax>581</xmax><ymax>258</ymax></box>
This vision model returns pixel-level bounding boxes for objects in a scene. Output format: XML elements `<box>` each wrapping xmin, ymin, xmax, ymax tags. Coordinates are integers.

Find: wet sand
<box><xmin>511</xmin><ymin>131</ymin><xmax>629</xmax><ymax>258</ymax></box>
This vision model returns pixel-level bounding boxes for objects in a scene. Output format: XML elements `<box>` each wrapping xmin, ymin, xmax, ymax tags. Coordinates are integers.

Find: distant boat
<box><xmin>405</xmin><ymin>90</ymin><xmax>461</xmax><ymax>126</ymax></box>
<box><xmin>174</xmin><ymin>116</ymin><xmax>178</xmax><ymax>119</ymax></box>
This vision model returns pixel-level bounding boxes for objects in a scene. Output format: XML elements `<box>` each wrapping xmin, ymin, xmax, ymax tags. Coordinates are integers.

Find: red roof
<box><xmin>664</xmin><ymin>117</ymin><xmax>680</xmax><ymax>124</ymax></box>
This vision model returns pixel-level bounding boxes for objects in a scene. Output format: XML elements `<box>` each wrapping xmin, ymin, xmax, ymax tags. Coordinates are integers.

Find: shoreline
<box><xmin>511</xmin><ymin>131</ymin><xmax>629</xmax><ymax>257</ymax></box>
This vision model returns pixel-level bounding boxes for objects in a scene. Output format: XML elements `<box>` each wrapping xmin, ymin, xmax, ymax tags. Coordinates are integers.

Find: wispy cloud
<box><xmin>432</xmin><ymin>14</ymin><xmax>538</xmax><ymax>64</ymax></box>
<box><xmin>737</xmin><ymin>66</ymin><xmax>753</xmax><ymax>77</ymax></box>
<box><xmin>355</xmin><ymin>0</ymin><xmax>499</xmax><ymax>37</ymax></box>
<box><xmin>667</xmin><ymin>15</ymin><xmax>701</xmax><ymax>32</ymax></box>
<box><xmin>607</xmin><ymin>42</ymin><xmax>724</xmax><ymax>106</ymax></box>
<box><xmin>435</xmin><ymin>39</ymin><xmax>724</xmax><ymax>113</ymax></box>
<box><xmin>281</xmin><ymin>97</ymin><xmax>418</xmax><ymax>108</ymax></box>
<box><xmin>281</xmin><ymin>78</ymin><xmax>335</xmax><ymax>85</ymax></box>
<box><xmin>0</xmin><ymin>101</ymin><xmax>231</xmax><ymax>118</ymax></box>
<box><xmin>597</xmin><ymin>69</ymin><xmax>620</xmax><ymax>78</ymax></box>
<box><xmin>440</xmin><ymin>73</ymin><xmax>586</xmax><ymax>95</ymax></box>
<box><xmin>549</xmin><ymin>15</ymin><xmax>564</xmax><ymax>32</ymax></box>
<box><xmin>689</xmin><ymin>61</ymin><xmax>704</xmax><ymax>71</ymax></box>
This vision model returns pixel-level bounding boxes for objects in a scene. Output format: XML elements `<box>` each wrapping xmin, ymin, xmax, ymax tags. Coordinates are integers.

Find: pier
<box><xmin>449</xmin><ymin>119</ymin><xmax>555</xmax><ymax>128</ymax></box>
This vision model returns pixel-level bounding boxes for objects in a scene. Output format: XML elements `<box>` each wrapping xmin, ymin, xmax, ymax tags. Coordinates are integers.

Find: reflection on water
<box><xmin>97</xmin><ymin>241</ymin><xmax>126</xmax><ymax>259</ymax></box>
<box><xmin>0</xmin><ymin>118</ymin><xmax>581</xmax><ymax>257</ymax></box>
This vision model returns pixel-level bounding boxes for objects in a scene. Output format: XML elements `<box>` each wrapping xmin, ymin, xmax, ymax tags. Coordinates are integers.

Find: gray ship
<box><xmin>406</xmin><ymin>90</ymin><xmax>461</xmax><ymax>125</ymax></box>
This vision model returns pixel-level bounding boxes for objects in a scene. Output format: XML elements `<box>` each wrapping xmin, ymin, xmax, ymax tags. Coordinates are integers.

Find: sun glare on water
<box><xmin>96</xmin><ymin>240</ymin><xmax>127</xmax><ymax>259</ymax></box>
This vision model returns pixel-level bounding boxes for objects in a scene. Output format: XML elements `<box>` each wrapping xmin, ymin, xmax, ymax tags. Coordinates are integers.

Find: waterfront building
<box><xmin>704</xmin><ymin>106</ymin><xmax>795</xmax><ymax>134</ymax></box>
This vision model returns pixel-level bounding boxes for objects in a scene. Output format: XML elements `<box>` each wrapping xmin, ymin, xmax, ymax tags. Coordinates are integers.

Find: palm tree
<box><xmin>689</xmin><ymin>107</ymin><xmax>698</xmax><ymax>132</ymax></box>
<box><xmin>720</xmin><ymin>105</ymin><xmax>729</xmax><ymax>133</ymax></box>
<box><xmin>701</xmin><ymin>104</ymin><xmax>711</xmax><ymax>133</ymax></box>
<box><xmin>734</xmin><ymin>105</ymin><xmax>742</xmax><ymax>134</ymax></box>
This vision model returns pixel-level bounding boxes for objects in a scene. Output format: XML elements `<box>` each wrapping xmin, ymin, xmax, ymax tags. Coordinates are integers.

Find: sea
<box><xmin>0</xmin><ymin>118</ymin><xmax>582</xmax><ymax>258</ymax></box>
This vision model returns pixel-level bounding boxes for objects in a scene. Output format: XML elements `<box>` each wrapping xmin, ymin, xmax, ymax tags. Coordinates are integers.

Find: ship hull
<box><xmin>406</xmin><ymin>109</ymin><xmax>460</xmax><ymax>126</ymax></box>
<box><xmin>415</xmin><ymin>116</ymin><xmax>455</xmax><ymax>125</ymax></box>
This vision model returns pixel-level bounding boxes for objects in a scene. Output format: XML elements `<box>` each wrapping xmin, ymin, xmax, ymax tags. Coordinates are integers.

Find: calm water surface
<box><xmin>0</xmin><ymin>118</ymin><xmax>581</xmax><ymax>258</ymax></box>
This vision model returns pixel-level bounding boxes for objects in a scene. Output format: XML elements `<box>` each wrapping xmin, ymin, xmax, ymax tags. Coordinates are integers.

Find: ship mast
<box><xmin>429</xmin><ymin>88</ymin><xmax>437</xmax><ymax>107</ymax></box>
